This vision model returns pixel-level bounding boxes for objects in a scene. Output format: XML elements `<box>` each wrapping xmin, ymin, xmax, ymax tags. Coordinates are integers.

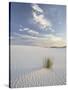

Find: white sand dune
<box><xmin>10</xmin><ymin>45</ymin><xmax>66</xmax><ymax>88</ymax></box>
<box><xmin>11</xmin><ymin>68</ymin><xmax>66</xmax><ymax>88</ymax></box>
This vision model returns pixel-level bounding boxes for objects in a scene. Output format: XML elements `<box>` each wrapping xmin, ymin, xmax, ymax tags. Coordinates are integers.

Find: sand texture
<box><xmin>11</xmin><ymin>68</ymin><xmax>66</xmax><ymax>88</ymax></box>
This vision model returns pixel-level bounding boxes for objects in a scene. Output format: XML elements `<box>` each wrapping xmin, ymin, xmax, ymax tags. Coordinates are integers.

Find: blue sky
<box><xmin>10</xmin><ymin>2</ymin><xmax>66</xmax><ymax>47</ymax></box>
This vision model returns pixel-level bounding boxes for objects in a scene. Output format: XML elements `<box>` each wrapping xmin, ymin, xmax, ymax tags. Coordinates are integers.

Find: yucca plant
<box><xmin>43</xmin><ymin>57</ymin><xmax>53</xmax><ymax>69</ymax></box>
<box><xmin>46</xmin><ymin>58</ymin><xmax>53</xmax><ymax>69</ymax></box>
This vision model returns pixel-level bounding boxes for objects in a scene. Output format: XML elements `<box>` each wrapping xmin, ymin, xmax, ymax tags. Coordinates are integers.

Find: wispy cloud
<box><xmin>33</xmin><ymin>34</ymin><xmax>66</xmax><ymax>47</ymax></box>
<box><xmin>31</xmin><ymin>4</ymin><xmax>53</xmax><ymax>31</ymax></box>
<box><xmin>19</xmin><ymin>28</ymin><xmax>30</xmax><ymax>32</ymax></box>
<box><xmin>32</xmin><ymin>12</ymin><xmax>52</xmax><ymax>29</ymax></box>
<box><xmin>19</xmin><ymin>28</ymin><xmax>23</xmax><ymax>31</ymax></box>
<box><xmin>32</xmin><ymin>4</ymin><xmax>43</xmax><ymax>13</ymax></box>
<box><xmin>12</xmin><ymin>32</ymin><xmax>65</xmax><ymax>47</ymax></box>
<box><xmin>14</xmin><ymin>32</ymin><xmax>38</xmax><ymax>40</ymax></box>
<box><xmin>19</xmin><ymin>27</ymin><xmax>39</xmax><ymax>36</ymax></box>
<box><xmin>27</xmin><ymin>29</ymin><xmax>39</xmax><ymax>36</ymax></box>
<box><xmin>23</xmin><ymin>28</ymin><xmax>29</xmax><ymax>31</ymax></box>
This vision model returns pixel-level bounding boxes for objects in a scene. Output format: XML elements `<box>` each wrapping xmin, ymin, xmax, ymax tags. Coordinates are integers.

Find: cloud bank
<box><xmin>12</xmin><ymin>32</ymin><xmax>65</xmax><ymax>47</ymax></box>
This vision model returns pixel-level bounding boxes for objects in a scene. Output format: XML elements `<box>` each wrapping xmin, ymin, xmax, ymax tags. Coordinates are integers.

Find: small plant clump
<box><xmin>43</xmin><ymin>57</ymin><xmax>53</xmax><ymax>69</ymax></box>
<box><xmin>46</xmin><ymin>58</ymin><xmax>53</xmax><ymax>69</ymax></box>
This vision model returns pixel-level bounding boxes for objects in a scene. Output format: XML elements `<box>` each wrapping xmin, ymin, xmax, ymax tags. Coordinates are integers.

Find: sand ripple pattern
<box><xmin>11</xmin><ymin>69</ymin><xmax>66</xmax><ymax>88</ymax></box>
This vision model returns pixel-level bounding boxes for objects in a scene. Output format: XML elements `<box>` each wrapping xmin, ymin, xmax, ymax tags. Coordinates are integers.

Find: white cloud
<box><xmin>13</xmin><ymin>32</ymin><xmax>66</xmax><ymax>47</ymax></box>
<box><xmin>32</xmin><ymin>4</ymin><xmax>43</xmax><ymax>13</ymax></box>
<box><xmin>14</xmin><ymin>32</ymin><xmax>38</xmax><ymax>40</ymax></box>
<box><xmin>32</xmin><ymin>4</ymin><xmax>53</xmax><ymax>31</ymax></box>
<box><xmin>44</xmin><ymin>34</ymin><xmax>64</xmax><ymax>42</ymax></box>
<box><xmin>19</xmin><ymin>28</ymin><xmax>30</xmax><ymax>32</ymax></box>
<box><xmin>19</xmin><ymin>28</ymin><xmax>23</xmax><ymax>31</ymax></box>
<box><xmin>56</xmin><ymin>33</ymin><xmax>65</xmax><ymax>36</ymax></box>
<box><xmin>19</xmin><ymin>27</ymin><xmax>40</xmax><ymax>36</ymax></box>
<box><xmin>28</xmin><ymin>29</ymin><xmax>39</xmax><ymax>36</ymax></box>
<box><xmin>32</xmin><ymin>12</ymin><xmax>52</xmax><ymax>29</ymax></box>
<box><xmin>31</xmin><ymin>34</ymin><xmax>66</xmax><ymax>47</ymax></box>
<box><xmin>23</xmin><ymin>28</ymin><xmax>29</xmax><ymax>31</ymax></box>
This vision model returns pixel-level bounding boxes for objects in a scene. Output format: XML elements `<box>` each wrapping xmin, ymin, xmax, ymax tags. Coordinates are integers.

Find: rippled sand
<box><xmin>11</xmin><ymin>68</ymin><xmax>66</xmax><ymax>88</ymax></box>
<box><xmin>10</xmin><ymin>46</ymin><xmax>66</xmax><ymax>88</ymax></box>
